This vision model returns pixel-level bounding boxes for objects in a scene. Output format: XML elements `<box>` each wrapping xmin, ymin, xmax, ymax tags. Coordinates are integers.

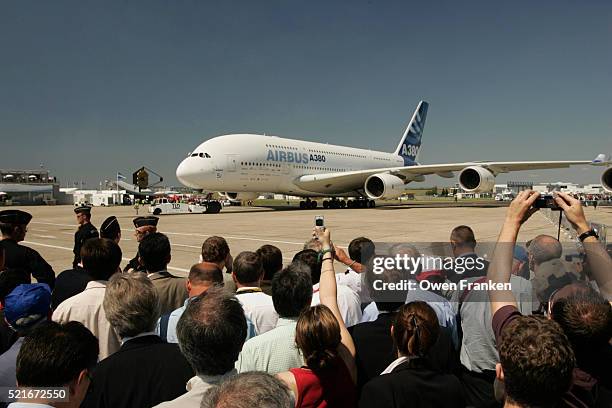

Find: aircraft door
<box><xmin>226</xmin><ymin>154</ymin><xmax>239</xmax><ymax>172</ymax></box>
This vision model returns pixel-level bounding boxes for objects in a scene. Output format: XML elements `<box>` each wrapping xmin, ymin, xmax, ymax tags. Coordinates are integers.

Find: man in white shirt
<box><xmin>53</xmin><ymin>238</ymin><xmax>122</xmax><ymax>359</ymax></box>
<box><xmin>232</xmin><ymin>251</ymin><xmax>278</xmax><ymax>334</ymax></box>
<box><xmin>154</xmin><ymin>288</ymin><xmax>247</xmax><ymax>408</ymax></box>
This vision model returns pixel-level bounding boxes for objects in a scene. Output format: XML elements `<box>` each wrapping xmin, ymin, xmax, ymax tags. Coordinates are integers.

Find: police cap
<box><xmin>0</xmin><ymin>210</ymin><xmax>32</xmax><ymax>225</ymax></box>
<box><xmin>100</xmin><ymin>216</ymin><xmax>121</xmax><ymax>239</ymax></box>
<box><xmin>133</xmin><ymin>216</ymin><xmax>159</xmax><ymax>228</ymax></box>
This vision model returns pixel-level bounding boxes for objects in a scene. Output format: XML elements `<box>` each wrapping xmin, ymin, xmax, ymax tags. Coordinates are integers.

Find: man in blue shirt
<box><xmin>157</xmin><ymin>262</ymin><xmax>255</xmax><ymax>342</ymax></box>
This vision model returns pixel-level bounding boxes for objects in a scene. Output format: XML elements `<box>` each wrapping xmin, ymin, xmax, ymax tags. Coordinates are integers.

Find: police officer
<box><xmin>100</xmin><ymin>216</ymin><xmax>121</xmax><ymax>243</ymax></box>
<box><xmin>0</xmin><ymin>209</ymin><xmax>55</xmax><ymax>288</ymax></box>
<box><xmin>123</xmin><ymin>216</ymin><xmax>159</xmax><ymax>273</ymax></box>
<box><xmin>73</xmin><ymin>205</ymin><xmax>99</xmax><ymax>268</ymax></box>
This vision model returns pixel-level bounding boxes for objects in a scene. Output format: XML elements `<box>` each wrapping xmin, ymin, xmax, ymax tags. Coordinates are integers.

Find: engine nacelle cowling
<box><xmin>364</xmin><ymin>173</ymin><xmax>408</xmax><ymax>200</ymax></box>
<box><xmin>602</xmin><ymin>168</ymin><xmax>612</xmax><ymax>193</ymax></box>
<box><xmin>222</xmin><ymin>192</ymin><xmax>260</xmax><ymax>201</ymax></box>
<box><xmin>458</xmin><ymin>166</ymin><xmax>496</xmax><ymax>193</ymax></box>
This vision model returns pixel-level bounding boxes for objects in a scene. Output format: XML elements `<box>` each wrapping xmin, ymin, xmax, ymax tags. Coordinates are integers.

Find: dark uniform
<box><xmin>123</xmin><ymin>216</ymin><xmax>158</xmax><ymax>273</ymax></box>
<box><xmin>0</xmin><ymin>210</ymin><xmax>55</xmax><ymax>288</ymax></box>
<box><xmin>73</xmin><ymin>206</ymin><xmax>99</xmax><ymax>269</ymax></box>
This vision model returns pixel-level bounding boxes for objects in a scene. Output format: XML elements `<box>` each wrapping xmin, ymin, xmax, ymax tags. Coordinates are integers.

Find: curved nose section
<box><xmin>176</xmin><ymin>158</ymin><xmax>202</xmax><ymax>189</ymax></box>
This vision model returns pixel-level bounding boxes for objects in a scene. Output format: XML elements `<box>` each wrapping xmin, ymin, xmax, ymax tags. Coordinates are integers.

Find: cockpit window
<box><xmin>191</xmin><ymin>153</ymin><xmax>198</xmax><ymax>157</ymax></box>
<box><xmin>205</xmin><ymin>153</ymin><xmax>211</xmax><ymax>158</ymax></box>
<box><xmin>199</xmin><ymin>153</ymin><xmax>204</xmax><ymax>157</ymax></box>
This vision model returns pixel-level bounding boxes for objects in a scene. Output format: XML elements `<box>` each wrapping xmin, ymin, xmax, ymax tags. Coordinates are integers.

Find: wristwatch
<box><xmin>578</xmin><ymin>229</ymin><xmax>599</xmax><ymax>242</ymax></box>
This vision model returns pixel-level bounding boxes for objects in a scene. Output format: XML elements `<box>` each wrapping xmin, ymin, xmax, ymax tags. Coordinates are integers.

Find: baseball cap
<box><xmin>4</xmin><ymin>283</ymin><xmax>51</xmax><ymax>329</ymax></box>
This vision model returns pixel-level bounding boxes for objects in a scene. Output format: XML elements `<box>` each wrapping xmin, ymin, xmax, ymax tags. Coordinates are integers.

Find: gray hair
<box><xmin>177</xmin><ymin>287</ymin><xmax>247</xmax><ymax>376</ymax></box>
<box><xmin>103</xmin><ymin>272</ymin><xmax>161</xmax><ymax>338</ymax></box>
<box><xmin>303</xmin><ymin>238</ymin><xmax>323</xmax><ymax>252</ymax></box>
<box><xmin>200</xmin><ymin>372</ymin><xmax>294</xmax><ymax>408</ymax></box>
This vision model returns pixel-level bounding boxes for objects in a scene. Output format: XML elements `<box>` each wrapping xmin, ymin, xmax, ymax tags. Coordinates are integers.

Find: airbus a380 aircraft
<box><xmin>176</xmin><ymin>101</ymin><xmax>611</xmax><ymax>209</ymax></box>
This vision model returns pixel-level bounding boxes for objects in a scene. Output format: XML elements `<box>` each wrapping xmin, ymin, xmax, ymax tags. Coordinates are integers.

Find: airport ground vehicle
<box><xmin>148</xmin><ymin>197</ymin><xmax>222</xmax><ymax>215</ymax></box>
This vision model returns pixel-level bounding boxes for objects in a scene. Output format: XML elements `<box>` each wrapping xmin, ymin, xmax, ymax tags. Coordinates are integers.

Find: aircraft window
<box><xmin>191</xmin><ymin>153</ymin><xmax>198</xmax><ymax>157</ymax></box>
<box><xmin>199</xmin><ymin>153</ymin><xmax>204</xmax><ymax>157</ymax></box>
<box><xmin>205</xmin><ymin>153</ymin><xmax>211</xmax><ymax>158</ymax></box>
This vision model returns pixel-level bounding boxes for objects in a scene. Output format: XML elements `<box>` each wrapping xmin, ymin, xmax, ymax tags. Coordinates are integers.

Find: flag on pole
<box><xmin>117</xmin><ymin>172</ymin><xmax>126</xmax><ymax>180</ymax></box>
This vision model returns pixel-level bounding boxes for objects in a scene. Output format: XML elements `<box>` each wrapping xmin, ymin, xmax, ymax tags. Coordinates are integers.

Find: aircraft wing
<box><xmin>293</xmin><ymin>155</ymin><xmax>609</xmax><ymax>194</ymax></box>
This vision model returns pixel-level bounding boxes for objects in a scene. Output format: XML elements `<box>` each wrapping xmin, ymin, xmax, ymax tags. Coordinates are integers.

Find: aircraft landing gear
<box><xmin>322</xmin><ymin>198</ymin><xmax>347</xmax><ymax>209</ymax></box>
<box><xmin>299</xmin><ymin>198</ymin><xmax>318</xmax><ymax>209</ymax></box>
<box><xmin>347</xmin><ymin>198</ymin><xmax>375</xmax><ymax>208</ymax></box>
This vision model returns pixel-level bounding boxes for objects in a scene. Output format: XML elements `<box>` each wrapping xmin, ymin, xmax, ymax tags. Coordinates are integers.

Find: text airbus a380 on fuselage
<box><xmin>176</xmin><ymin>101</ymin><xmax>612</xmax><ymax>209</ymax></box>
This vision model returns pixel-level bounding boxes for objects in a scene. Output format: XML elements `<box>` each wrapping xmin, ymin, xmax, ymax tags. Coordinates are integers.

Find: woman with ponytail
<box><xmin>277</xmin><ymin>227</ymin><xmax>357</xmax><ymax>407</ymax></box>
<box><xmin>359</xmin><ymin>301</ymin><xmax>464</xmax><ymax>407</ymax></box>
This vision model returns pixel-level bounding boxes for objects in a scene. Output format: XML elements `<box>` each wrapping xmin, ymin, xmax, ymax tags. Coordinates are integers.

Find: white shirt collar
<box><xmin>188</xmin><ymin>369</ymin><xmax>237</xmax><ymax>390</ymax></box>
<box><xmin>121</xmin><ymin>331</ymin><xmax>158</xmax><ymax>345</ymax></box>
<box><xmin>381</xmin><ymin>356</ymin><xmax>410</xmax><ymax>375</ymax></box>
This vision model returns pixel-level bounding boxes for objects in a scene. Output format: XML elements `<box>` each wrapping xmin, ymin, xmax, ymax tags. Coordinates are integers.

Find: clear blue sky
<box><xmin>1</xmin><ymin>1</ymin><xmax>610</xmax><ymax>188</ymax></box>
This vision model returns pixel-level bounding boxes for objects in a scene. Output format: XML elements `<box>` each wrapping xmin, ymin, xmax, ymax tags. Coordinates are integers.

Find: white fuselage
<box><xmin>176</xmin><ymin>134</ymin><xmax>404</xmax><ymax>197</ymax></box>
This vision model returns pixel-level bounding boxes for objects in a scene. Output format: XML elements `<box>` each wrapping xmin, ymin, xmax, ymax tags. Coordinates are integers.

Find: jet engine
<box><xmin>458</xmin><ymin>166</ymin><xmax>496</xmax><ymax>193</ymax></box>
<box><xmin>223</xmin><ymin>192</ymin><xmax>260</xmax><ymax>201</ymax></box>
<box><xmin>602</xmin><ymin>167</ymin><xmax>612</xmax><ymax>192</ymax></box>
<box><xmin>364</xmin><ymin>173</ymin><xmax>408</xmax><ymax>200</ymax></box>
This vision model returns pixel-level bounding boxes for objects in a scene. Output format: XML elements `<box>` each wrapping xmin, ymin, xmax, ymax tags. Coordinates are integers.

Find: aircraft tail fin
<box><xmin>394</xmin><ymin>101</ymin><xmax>428</xmax><ymax>164</ymax></box>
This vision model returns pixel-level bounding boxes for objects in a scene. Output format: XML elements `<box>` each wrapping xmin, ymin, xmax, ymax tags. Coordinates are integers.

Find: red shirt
<box><xmin>290</xmin><ymin>357</ymin><xmax>356</xmax><ymax>408</ymax></box>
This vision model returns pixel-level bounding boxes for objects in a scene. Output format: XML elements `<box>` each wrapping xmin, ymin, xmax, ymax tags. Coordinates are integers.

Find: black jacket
<box><xmin>73</xmin><ymin>223</ymin><xmax>98</xmax><ymax>268</ymax></box>
<box><xmin>82</xmin><ymin>335</ymin><xmax>194</xmax><ymax>408</ymax></box>
<box><xmin>51</xmin><ymin>268</ymin><xmax>93</xmax><ymax>310</ymax></box>
<box><xmin>351</xmin><ymin>311</ymin><xmax>458</xmax><ymax>393</ymax></box>
<box><xmin>0</xmin><ymin>239</ymin><xmax>55</xmax><ymax>288</ymax></box>
<box><xmin>359</xmin><ymin>358</ymin><xmax>465</xmax><ymax>408</ymax></box>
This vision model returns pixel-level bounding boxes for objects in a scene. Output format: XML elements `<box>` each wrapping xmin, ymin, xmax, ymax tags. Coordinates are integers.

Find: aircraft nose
<box><xmin>176</xmin><ymin>158</ymin><xmax>201</xmax><ymax>188</ymax></box>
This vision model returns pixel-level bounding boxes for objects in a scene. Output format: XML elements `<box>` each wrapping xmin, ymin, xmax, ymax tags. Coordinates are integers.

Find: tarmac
<box><xmin>12</xmin><ymin>203</ymin><xmax>612</xmax><ymax>277</ymax></box>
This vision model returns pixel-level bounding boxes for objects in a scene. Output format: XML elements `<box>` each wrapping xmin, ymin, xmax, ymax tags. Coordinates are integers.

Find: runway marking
<box><xmin>22</xmin><ymin>240</ymin><xmax>189</xmax><ymax>273</ymax></box>
<box><xmin>31</xmin><ymin>222</ymin><xmax>348</xmax><ymax>248</ymax></box>
<box><xmin>31</xmin><ymin>234</ymin><xmax>57</xmax><ymax>239</ymax></box>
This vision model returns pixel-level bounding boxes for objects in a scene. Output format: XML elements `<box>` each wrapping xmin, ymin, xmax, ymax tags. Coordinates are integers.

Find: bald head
<box><xmin>187</xmin><ymin>262</ymin><xmax>224</xmax><ymax>297</ymax></box>
<box><xmin>450</xmin><ymin>225</ymin><xmax>476</xmax><ymax>255</ymax></box>
<box><xmin>529</xmin><ymin>235</ymin><xmax>562</xmax><ymax>267</ymax></box>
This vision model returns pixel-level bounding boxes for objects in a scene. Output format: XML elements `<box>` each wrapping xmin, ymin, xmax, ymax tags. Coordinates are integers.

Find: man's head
<box><xmin>232</xmin><ymin>251</ymin><xmax>264</xmax><ymax>287</ymax></box>
<box><xmin>0</xmin><ymin>209</ymin><xmax>32</xmax><ymax>242</ymax></box>
<box><xmin>138</xmin><ymin>232</ymin><xmax>171</xmax><ymax>273</ymax></box>
<box><xmin>74</xmin><ymin>206</ymin><xmax>92</xmax><ymax>226</ymax></box>
<box><xmin>303</xmin><ymin>238</ymin><xmax>323</xmax><ymax>252</ymax></box>
<box><xmin>16</xmin><ymin>321</ymin><xmax>99</xmax><ymax>407</ymax></box>
<box><xmin>187</xmin><ymin>262</ymin><xmax>224</xmax><ymax>297</ymax></box>
<box><xmin>292</xmin><ymin>249</ymin><xmax>321</xmax><ymax>285</ymax></box>
<box><xmin>201</xmin><ymin>372</ymin><xmax>294</xmax><ymax>408</ymax></box>
<box><xmin>348</xmin><ymin>237</ymin><xmax>375</xmax><ymax>264</ymax></box>
<box><xmin>450</xmin><ymin>225</ymin><xmax>477</xmax><ymax>256</ymax></box>
<box><xmin>81</xmin><ymin>238</ymin><xmax>122</xmax><ymax>281</ymax></box>
<box><xmin>549</xmin><ymin>283</ymin><xmax>612</xmax><ymax>365</ymax></box>
<box><xmin>528</xmin><ymin>235</ymin><xmax>562</xmax><ymax>270</ymax></box>
<box><xmin>497</xmin><ymin>315</ymin><xmax>575</xmax><ymax>407</ymax></box>
<box><xmin>271</xmin><ymin>263</ymin><xmax>313</xmax><ymax>318</ymax></box>
<box><xmin>4</xmin><ymin>283</ymin><xmax>51</xmax><ymax>334</ymax></box>
<box><xmin>176</xmin><ymin>287</ymin><xmax>247</xmax><ymax>376</ymax></box>
<box><xmin>100</xmin><ymin>216</ymin><xmax>121</xmax><ymax>243</ymax></box>
<box><xmin>201</xmin><ymin>236</ymin><xmax>231</xmax><ymax>269</ymax></box>
<box><xmin>256</xmin><ymin>245</ymin><xmax>283</xmax><ymax>281</ymax></box>
<box><xmin>103</xmin><ymin>273</ymin><xmax>161</xmax><ymax>339</ymax></box>
<box><xmin>133</xmin><ymin>216</ymin><xmax>159</xmax><ymax>243</ymax></box>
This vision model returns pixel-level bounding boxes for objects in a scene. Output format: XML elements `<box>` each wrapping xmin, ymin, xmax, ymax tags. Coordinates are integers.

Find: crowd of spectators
<box><xmin>0</xmin><ymin>189</ymin><xmax>610</xmax><ymax>408</ymax></box>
